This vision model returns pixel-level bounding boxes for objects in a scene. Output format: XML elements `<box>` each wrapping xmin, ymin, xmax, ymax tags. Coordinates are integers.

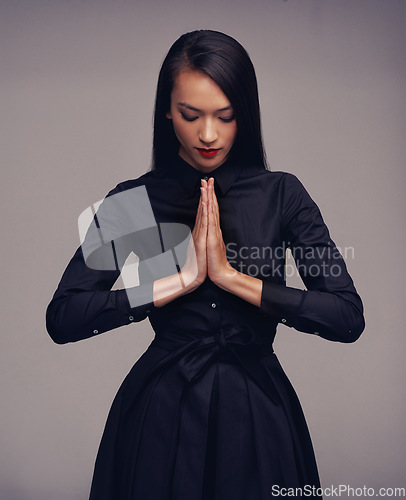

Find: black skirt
<box><xmin>89</xmin><ymin>325</ymin><xmax>322</xmax><ymax>500</ymax></box>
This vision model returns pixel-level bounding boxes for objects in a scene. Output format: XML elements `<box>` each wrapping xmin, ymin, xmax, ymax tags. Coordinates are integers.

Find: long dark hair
<box><xmin>152</xmin><ymin>30</ymin><xmax>268</xmax><ymax>170</ymax></box>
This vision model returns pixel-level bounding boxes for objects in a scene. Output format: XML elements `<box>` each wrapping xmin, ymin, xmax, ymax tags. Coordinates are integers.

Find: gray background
<box><xmin>1</xmin><ymin>0</ymin><xmax>405</xmax><ymax>498</ymax></box>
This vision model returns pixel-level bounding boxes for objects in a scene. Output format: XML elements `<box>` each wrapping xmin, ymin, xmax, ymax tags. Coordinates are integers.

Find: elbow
<box><xmin>48</xmin><ymin>333</ymin><xmax>70</xmax><ymax>345</ymax></box>
<box><xmin>345</xmin><ymin>314</ymin><xmax>365</xmax><ymax>343</ymax></box>
<box><xmin>331</xmin><ymin>297</ymin><xmax>366</xmax><ymax>343</ymax></box>
<box><xmin>342</xmin><ymin>303</ymin><xmax>366</xmax><ymax>343</ymax></box>
<box><xmin>326</xmin><ymin>311</ymin><xmax>365</xmax><ymax>344</ymax></box>
<box><xmin>47</xmin><ymin>328</ymin><xmax>70</xmax><ymax>345</ymax></box>
<box><xmin>46</xmin><ymin>317</ymin><xmax>70</xmax><ymax>345</ymax></box>
<box><xmin>339</xmin><ymin>324</ymin><xmax>364</xmax><ymax>343</ymax></box>
<box><xmin>45</xmin><ymin>303</ymin><xmax>73</xmax><ymax>345</ymax></box>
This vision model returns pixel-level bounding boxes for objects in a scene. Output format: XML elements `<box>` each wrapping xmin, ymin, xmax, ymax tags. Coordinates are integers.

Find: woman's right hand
<box><xmin>180</xmin><ymin>179</ymin><xmax>208</xmax><ymax>290</ymax></box>
<box><xmin>153</xmin><ymin>179</ymin><xmax>208</xmax><ymax>307</ymax></box>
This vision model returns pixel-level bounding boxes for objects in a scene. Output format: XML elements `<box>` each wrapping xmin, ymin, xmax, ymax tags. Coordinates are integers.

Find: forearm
<box><xmin>213</xmin><ymin>264</ymin><xmax>263</xmax><ymax>308</ymax></box>
<box><xmin>46</xmin><ymin>288</ymin><xmax>146</xmax><ymax>344</ymax></box>
<box><xmin>213</xmin><ymin>266</ymin><xmax>364</xmax><ymax>343</ymax></box>
<box><xmin>46</xmin><ymin>246</ymin><xmax>154</xmax><ymax>344</ymax></box>
<box><xmin>47</xmin><ymin>269</ymin><xmax>198</xmax><ymax>342</ymax></box>
<box><xmin>259</xmin><ymin>280</ymin><xmax>365</xmax><ymax>343</ymax></box>
<box><xmin>153</xmin><ymin>268</ymin><xmax>205</xmax><ymax>307</ymax></box>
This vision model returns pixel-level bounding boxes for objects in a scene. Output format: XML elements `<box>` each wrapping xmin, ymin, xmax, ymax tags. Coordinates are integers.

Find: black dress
<box><xmin>46</xmin><ymin>155</ymin><xmax>365</xmax><ymax>500</ymax></box>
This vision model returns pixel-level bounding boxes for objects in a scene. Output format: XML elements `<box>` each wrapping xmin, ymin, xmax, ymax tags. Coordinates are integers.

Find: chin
<box><xmin>196</xmin><ymin>155</ymin><xmax>227</xmax><ymax>170</ymax></box>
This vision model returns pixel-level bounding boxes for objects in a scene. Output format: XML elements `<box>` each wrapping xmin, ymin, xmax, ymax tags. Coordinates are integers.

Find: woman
<box><xmin>46</xmin><ymin>30</ymin><xmax>365</xmax><ymax>499</ymax></box>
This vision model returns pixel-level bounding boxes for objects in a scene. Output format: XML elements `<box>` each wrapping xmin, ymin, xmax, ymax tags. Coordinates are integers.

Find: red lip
<box><xmin>196</xmin><ymin>148</ymin><xmax>220</xmax><ymax>158</ymax></box>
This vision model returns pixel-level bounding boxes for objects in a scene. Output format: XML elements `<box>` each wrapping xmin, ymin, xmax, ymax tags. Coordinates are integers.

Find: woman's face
<box><xmin>166</xmin><ymin>70</ymin><xmax>237</xmax><ymax>173</ymax></box>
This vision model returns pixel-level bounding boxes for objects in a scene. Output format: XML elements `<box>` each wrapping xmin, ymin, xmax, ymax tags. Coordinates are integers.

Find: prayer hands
<box><xmin>206</xmin><ymin>178</ymin><xmax>236</xmax><ymax>284</ymax></box>
<box><xmin>155</xmin><ymin>177</ymin><xmax>261</xmax><ymax>307</ymax></box>
<box><xmin>181</xmin><ymin>177</ymin><xmax>235</xmax><ymax>291</ymax></box>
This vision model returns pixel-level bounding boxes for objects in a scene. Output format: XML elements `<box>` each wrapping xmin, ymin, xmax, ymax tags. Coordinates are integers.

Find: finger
<box><xmin>202</xmin><ymin>178</ymin><xmax>208</xmax><ymax>205</ymax></box>
<box><xmin>211</xmin><ymin>179</ymin><xmax>220</xmax><ymax>228</ymax></box>
<box><xmin>208</xmin><ymin>183</ymin><xmax>219</xmax><ymax>241</ymax></box>
<box><xmin>200</xmin><ymin>179</ymin><xmax>208</xmax><ymax>229</ymax></box>
<box><xmin>194</xmin><ymin>180</ymin><xmax>206</xmax><ymax>233</ymax></box>
<box><xmin>207</xmin><ymin>179</ymin><xmax>216</xmax><ymax>232</ymax></box>
<box><xmin>207</xmin><ymin>184</ymin><xmax>212</xmax><ymax>217</ymax></box>
<box><xmin>201</xmin><ymin>187</ymin><xmax>208</xmax><ymax>229</ymax></box>
<box><xmin>207</xmin><ymin>178</ymin><xmax>214</xmax><ymax>221</ymax></box>
<box><xmin>208</xmin><ymin>178</ymin><xmax>220</xmax><ymax>231</ymax></box>
<box><xmin>209</xmin><ymin>178</ymin><xmax>215</xmax><ymax>216</ymax></box>
<box><xmin>192</xmin><ymin>198</ymin><xmax>202</xmax><ymax>239</ymax></box>
<box><xmin>211</xmin><ymin>178</ymin><xmax>219</xmax><ymax>212</ymax></box>
<box><xmin>196</xmin><ymin>183</ymin><xmax>209</xmax><ymax>244</ymax></box>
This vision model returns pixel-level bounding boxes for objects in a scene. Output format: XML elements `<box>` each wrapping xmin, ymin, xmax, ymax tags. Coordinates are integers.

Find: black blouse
<box><xmin>46</xmin><ymin>155</ymin><xmax>365</xmax><ymax>346</ymax></box>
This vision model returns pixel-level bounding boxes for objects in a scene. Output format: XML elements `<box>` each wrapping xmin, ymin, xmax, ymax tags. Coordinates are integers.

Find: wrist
<box><xmin>180</xmin><ymin>264</ymin><xmax>206</xmax><ymax>289</ymax></box>
<box><xmin>211</xmin><ymin>262</ymin><xmax>239</xmax><ymax>290</ymax></box>
<box><xmin>153</xmin><ymin>272</ymin><xmax>191</xmax><ymax>308</ymax></box>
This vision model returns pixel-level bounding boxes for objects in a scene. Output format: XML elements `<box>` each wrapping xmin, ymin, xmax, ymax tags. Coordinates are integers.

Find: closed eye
<box><xmin>180</xmin><ymin>113</ymin><xmax>198</xmax><ymax>122</ymax></box>
<box><xmin>219</xmin><ymin>116</ymin><xmax>235</xmax><ymax>123</ymax></box>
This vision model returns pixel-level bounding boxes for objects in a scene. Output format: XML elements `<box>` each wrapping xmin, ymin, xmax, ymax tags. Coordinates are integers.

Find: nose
<box><xmin>199</xmin><ymin>118</ymin><xmax>218</xmax><ymax>145</ymax></box>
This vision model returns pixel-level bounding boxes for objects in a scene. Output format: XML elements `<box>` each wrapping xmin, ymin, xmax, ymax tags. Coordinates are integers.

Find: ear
<box><xmin>166</xmin><ymin>111</ymin><xmax>172</xmax><ymax>119</ymax></box>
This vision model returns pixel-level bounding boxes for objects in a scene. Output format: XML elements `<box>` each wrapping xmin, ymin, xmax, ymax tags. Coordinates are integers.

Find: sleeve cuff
<box><xmin>260</xmin><ymin>280</ymin><xmax>305</xmax><ymax>323</ymax></box>
<box><xmin>116</xmin><ymin>287</ymin><xmax>155</xmax><ymax>316</ymax></box>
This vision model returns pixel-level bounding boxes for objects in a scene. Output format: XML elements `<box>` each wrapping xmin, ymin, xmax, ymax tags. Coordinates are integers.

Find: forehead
<box><xmin>171</xmin><ymin>70</ymin><xmax>231</xmax><ymax>110</ymax></box>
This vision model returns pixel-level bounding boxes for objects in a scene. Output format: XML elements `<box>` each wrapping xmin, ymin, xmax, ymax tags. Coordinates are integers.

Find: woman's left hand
<box><xmin>206</xmin><ymin>177</ymin><xmax>236</xmax><ymax>286</ymax></box>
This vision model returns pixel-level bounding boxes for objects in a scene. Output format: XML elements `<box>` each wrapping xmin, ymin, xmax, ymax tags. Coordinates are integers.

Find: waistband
<box><xmin>150</xmin><ymin>324</ymin><xmax>279</xmax><ymax>405</ymax></box>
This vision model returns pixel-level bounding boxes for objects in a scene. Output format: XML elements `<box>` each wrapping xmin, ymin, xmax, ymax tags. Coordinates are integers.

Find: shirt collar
<box><xmin>167</xmin><ymin>154</ymin><xmax>244</xmax><ymax>198</ymax></box>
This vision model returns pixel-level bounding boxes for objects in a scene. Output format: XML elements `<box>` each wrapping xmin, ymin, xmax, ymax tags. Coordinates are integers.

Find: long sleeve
<box><xmin>259</xmin><ymin>173</ymin><xmax>365</xmax><ymax>343</ymax></box>
<box><xmin>46</xmin><ymin>183</ymin><xmax>156</xmax><ymax>344</ymax></box>
<box><xmin>46</xmin><ymin>246</ymin><xmax>155</xmax><ymax>344</ymax></box>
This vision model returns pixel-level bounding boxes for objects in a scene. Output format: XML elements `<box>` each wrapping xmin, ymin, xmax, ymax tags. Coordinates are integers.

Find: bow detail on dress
<box><xmin>151</xmin><ymin>324</ymin><xmax>280</xmax><ymax>406</ymax></box>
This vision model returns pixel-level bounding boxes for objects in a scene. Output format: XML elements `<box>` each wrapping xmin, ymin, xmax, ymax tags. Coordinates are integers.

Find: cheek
<box><xmin>171</xmin><ymin>118</ymin><xmax>184</xmax><ymax>140</ymax></box>
<box><xmin>228</xmin><ymin>125</ymin><xmax>238</xmax><ymax>145</ymax></box>
<box><xmin>174</xmin><ymin>121</ymin><xmax>193</xmax><ymax>144</ymax></box>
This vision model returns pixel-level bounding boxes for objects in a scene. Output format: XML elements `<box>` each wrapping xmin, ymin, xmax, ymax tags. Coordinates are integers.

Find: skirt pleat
<box><xmin>89</xmin><ymin>343</ymin><xmax>321</xmax><ymax>500</ymax></box>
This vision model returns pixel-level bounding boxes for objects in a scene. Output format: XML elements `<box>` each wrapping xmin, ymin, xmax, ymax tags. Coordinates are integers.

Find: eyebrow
<box><xmin>178</xmin><ymin>102</ymin><xmax>233</xmax><ymax>112</ymax></box>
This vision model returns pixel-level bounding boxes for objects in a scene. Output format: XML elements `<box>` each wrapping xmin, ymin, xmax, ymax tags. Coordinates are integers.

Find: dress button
<box><xmin>211</xmin><ymin>302</ymin><xmax>217</xmax><ymax>308</ymax></box>
<box><xmin>281</xmin><ymin>318</ymin><xmax>286</xmax><ymax>324</ymax></box>
<box><xmin>93</xmin><ymin>329</ymin><xmax>99</xmax><ymax>334</ymax></box>
<box><xmin>129</xmin><ymin>316</ymin><xmax>134</xmax><ymax>321</ymax></box>
<box><xmin>146</xmin><ymin>309</ymin><xmax>150</xmax><ymax>314</ymax></box>
<box><xmin>203</xmin><ymin>176</ymin><xmax>209</xmax><ymax>181</ymax></box>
